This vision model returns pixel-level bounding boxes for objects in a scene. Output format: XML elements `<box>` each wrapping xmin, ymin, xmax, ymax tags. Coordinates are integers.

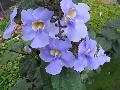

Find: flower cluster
<box><xmin>3</xmin><ymin>0</ymin><xmax>110</xmax><ymax>75</ymax></box>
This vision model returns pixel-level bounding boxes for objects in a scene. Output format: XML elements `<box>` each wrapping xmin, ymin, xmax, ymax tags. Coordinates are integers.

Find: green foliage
<box><xmin>11</xmin><ymin>54</ymin><xmax>86</xmax><ymax>90</ymax></box>
<box><xmin>95</xmin><ymin>18</ymin><xmax>120</xmax><ymax>58</ymax></box>
<box><xmin>0</xmin><ymin>17</ymin><xmax>30</xmax><ymax>89</ymax></box>
<box><xmin>86</xmin><ymin>58</ymin><xmax>120</xmax><ymax>90</ymax></box>
<box><xmin>0</xmin><ymin>39</ymin><xmax>30</xmax><ymax>64</ymax></box>
<box><xmin>10</xmin><ymin>79</ymin><xmax>28</xmax><ymax>90</ymax></box>
<box><xmin>83</xmin><ymin>0</ymin><xmax>120</xmax><ymax>33</ymax></box>
<box><xmin>1</xmin><ymin>0</ymin><xmax>120</xmax><ymax>90</ymax></box>
<box><xmin>0</xmin><ymin>17</ymin><xmax>9</xmax><ymax>34</ymax></box>
<box><xmin>96</xmin><ymin>37</ymin><xmax>112</xmax><ymax>51</ymax></box>
<box><xmin>0</xmin><ymin>58</ymin><xmax>19</xmax><ymax>90</ymax></box>
<box><xmin>16</xmin><ymin>0</ymin><xmax>38</xmax><ymax>9</ymax></box>
<box><xmin>52</xmin><ymin>69</ymin><xmax>86</xmax><ymax>90</ymax></box>
<box><xmin>11</xmin><ymin>55</ymin><xmax>53</xmax><ymax>90</ymax></box>
<box><xmin>73</xmin><ymin>0</ymin><xmax>82</xmax><ymax>3</ymax></box>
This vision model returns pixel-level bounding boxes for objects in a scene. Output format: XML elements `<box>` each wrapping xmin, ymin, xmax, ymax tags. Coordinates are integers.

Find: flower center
<box><xmin>32</xmin><ymin>21</ymin><xmax>44</xmax><ymax>30</ymax></box>
<box><xmin>50</xmin><ymin>50</ymin><xmax>61</xmax><ymax>57</ymax></box>
<box><xmin>84</xmin><ymin>48</ymin><xmax>91</xmax><ymax>55</ymax></box>
<box><xmin>65</xmin><ymin>8</ymin><xmax>76</xmax><ymax>20</ymax></box>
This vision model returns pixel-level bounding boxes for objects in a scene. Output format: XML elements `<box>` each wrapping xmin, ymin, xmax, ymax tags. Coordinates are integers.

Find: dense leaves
<box><xmin>12</xmin><ymin>55</ymin><xmax>53</xmax><ymax>90</ymax></box>
<box><xmin>96</xmin><ymin>37</ymin><xmax>112</xmax><ymax>51</ymax></box>
<box><xmin>11</xmin><ymin>79</ymin><xmax>28</xmax><ymax>90</ymax></box>
<box><xmin>0</xmin><ymin>39</ymin><xmax>29</xmax><ymax>64</ymax></box>
<box><xmin>1</xmin><ymin>0</ymin><xmax>119</xmax><ymax>90</ymax></box>
<box><xmin>95</xmin><ymin>18</ymin><xmax>120</xmax><ymax>58</ymax></box>
<box><xmin>52</xmin><ymin>69</ymin><xmax>86</xmax><ymax>90</ymax></box>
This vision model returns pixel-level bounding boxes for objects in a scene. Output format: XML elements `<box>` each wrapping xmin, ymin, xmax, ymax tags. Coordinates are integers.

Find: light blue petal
<box><xmin>21</xmin><ymin>9</ymin><xmax>34</xmax><ymax>25</ymax></box>
<box><xmin>49</xmin><ymin>39</ymin><xmax>72</xmax><ymax>51</ymax></box>
<box><xmin>45</xmin><ymin>60</ymin><xmax>63</xmax><ymax>75</ymax></box>
<box><xmin>75</xmin><ymin>3</ymin><xmax>90</xmax><ymax>23</ymax></box>
<box><xmin>78</xmin><ymin>40</ymin><xmax>87</xmax><ymax>55</ymax></box>
<box><xmin>87</xmin><ymin>58</ymin><xmax>99</xmax><ymax>70</ymax></box>
<box><xmin>31</xmin><ymin>31</ymin><xmax>49</xmax><ymax>48</ymax></box>
<box><xmin>74</xmin><ymin>57</ymin><xmax>87</xmax><ymax>72</ymax></box>
<box><xmin>32</xmin><ymin>7</ymin><xmax>54</xmax><ymax>21</ymax></box>
<box><xmin>60</xmin><ymin>0</ymin><xmax>74</xmax><ymax>15</ymax></box>
<box><xmin>61</xmin><ymin>51</ymin><xmax>75</xmax><ymax>68</ymax></box>
<box><xmin>40</xmin><ymin>47</ymin><xmax>54</xmax><ymax>62</ymax></box>
<box><xmin>67</xmin><ymin>20</ymin><xmax>88</xmax><ymax>42</ymax></box>
<box><xmin>10</xmin><ymin>7</ymin><xmax>17</xmax><ymax>22</ymax></box>
<box><xmin>3</xmin><ymin>22</ymin><xmax>16</xmax><ymax>39</ymax></box>
<box><xmin>77</xmin><ymin>3</ymin><xmax>90</xmax><ymax>11</ymax></box>
<box><xmin>22</xmin><ymin>25</ymin><xmax>36</xmax><ymax>40</ymax></box>
<box><xmin>46</xmin><ymin>21</ymin><xmax>59</xmax><ymax>38</ymax></box>
<box><xmin>85</xmin><ymin>37</ymin><xmax>97</xmax><ymax>54</ymax></box>
<box><xmin>97</xmin><ymin>47</ymin><xmax>110</xmax><ymax>65</ymax></box>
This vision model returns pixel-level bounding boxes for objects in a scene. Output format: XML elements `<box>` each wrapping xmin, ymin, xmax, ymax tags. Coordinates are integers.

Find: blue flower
<box><xmin>3</xmin><ymin>7</ymin><xmax>17</xmax><ymax>39</ymax></box>
<box><xmin>60</xmin><ymin>0</ymin><xmax>90</xmax><ymax>23</ymax></box>
<box><xmin>74</xmin><ymin>37</ymin><xmax>110</xmax><ymax>72</ymax></box>
<box><xmin>60</xmin><ymin>0</ymin><xmax>90</xmax><ymax>42</ymax></box>
<box><xmin>21</xmin><ymin>7</ymin><xmax>55</xmax><ymax>48</ymax></box>
<box><xmin>40</xmin><ymin>39</ymin><xmax>75</xmax><ymax>75</ymax></box>
<box><xmin>74</xmin><ymin>37</ymin><xmax>98</xmax><ymax>72</ymax></box>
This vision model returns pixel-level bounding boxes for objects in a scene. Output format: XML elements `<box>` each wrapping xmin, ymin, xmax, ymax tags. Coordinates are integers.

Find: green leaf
<box><xmin>73</xmin><ymin>0</ymin><xmax>82</xmax><ymax>3</ymax></box>
<box><xmin>96</xmin><ymin>37</ymin><xmax>112</xmax><ymax>51</ymax></box>
<box><xmin>106</xmin><ymin>18</ymin><xmax>120</xmax><ymax>28</ymax></box>
<box><xmin>102</xmin><ymin>27</ymin><xmax>120</xmax><ymax>40</ymax></box>
<box><xmin>11</xmin><ymin>78</ymin><xmax>28</xmax><ymax>90</ymax></box>
<box><xmin>88</xmin><ymin>29</ymin><xmax>96</xmax><ymax>39</ymax></box>
<box><xmin>52</xmin><ymin>69</ymin><xmax>86</xmax><ymax>90</ymax></box>
<box><xmin>111</xmin><ymin>39</ymin><xmax>120</xmax><ymax>58</ymax></box>
<box><xmin>0</xmin><ymin>50</ymin><xmax>18</xmax><ymax>64</ymax></box>
<box><xmin>19</xmin><ymin>55</ymin><xmax>39</xmax><ymax>78</ymax></box>
<box><xmin>17</xmin><ymin>0</ymin><xmax>38</xmax><ymax>9</ymax></box>
<box><xmin>19</xmin><ymin>55</ymin><xmax>53</xmax><ymax>90</ymax></box>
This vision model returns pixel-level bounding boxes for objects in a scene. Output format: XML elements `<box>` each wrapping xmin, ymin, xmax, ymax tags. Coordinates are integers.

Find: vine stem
<box><xmin>0</xmin><ymin>2</ymin><xmax>5</xmax><ymax>16</ymax></box>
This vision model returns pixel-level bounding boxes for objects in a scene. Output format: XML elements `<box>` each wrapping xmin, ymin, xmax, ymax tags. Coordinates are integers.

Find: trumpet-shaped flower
<box><xmin>21</xmin><ymin>7</ymin><xmax>54</xmax><ymax>48</ymax></box>
<box><xmin>74</xmin><ymin>37</ymin><xmax>98</xmax><ymax>72</ymax></box>
<box><xmin>60</xmin><ymin>0</ymin><xmax>90</xmax><ymax>23</ymax></box>
<box><xmin>74</xmin><ymin>37</ymin><xmax>110</xmax><ymax>72</ymax></box>
<box><xmin>3</xmin><ymin>7</ymin><xmax>17</xmax><ymax>39</ymax></box>
<box><xmin>40</xmin><ymin>39</ymin><xmax>75</xmax><ymax>75</ymax></box>
<box><xmin>60</xmin><ymin>0</ymin><xmax>90</xmax><ymax>42</ymax></box>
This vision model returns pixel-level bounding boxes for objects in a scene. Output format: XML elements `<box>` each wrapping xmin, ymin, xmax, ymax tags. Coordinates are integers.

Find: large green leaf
<box><xmin>52</xmin><ymin>69</ymin><xmax>86</xmax><ymax>90</ymax></box>
<box><xmin>11</xmin><ymin>78</ymin><xmax>28</xmax><ymax>90</ymax></box>
<box><xmin>106</xmin><ymin>18</ymin><xmax>120</xmax><ymax>28</ymax></box>
<box><xmin>96</xmin><ymin>37</ymin><xmax>112</xmax><ymax>51</ymax></box>
<box><xmin>111</xmin><ymin>39</ymin><xmax>120</xmax><ymax>58</ymax></box>
<box><xmin>19</xmin><ymin>55</ymin><xmax>53</xmax><ymax>90</ymax></box>
<box><xmin>101</xmin><ymin>28</ymin><xmax>120</xmax><ymax>40</ymax></box>
<box><xmin>0</xmin><ymin>50</ymin><xmax>18</xmax><ymax>64</ymax></box>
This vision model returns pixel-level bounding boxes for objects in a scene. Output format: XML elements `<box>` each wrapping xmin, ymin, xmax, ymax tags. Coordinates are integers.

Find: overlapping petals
<box><xmin>3</xmin><ymin>0</ymin><xmax>110</xmax><ymax>76</ymax></box>
<box><xmin>21</xmin><ymin>7</ymin><xmax>54</xmax><ymax>48</ymax></box>
<box><xmin>60</xmin><ymin>0</ymin><xmax>90</xmax><ymax>42</ymax></box>
<box><xmin>60</xmin><ymin>0</ymin><xmax>90</xmax><ymax>23</ymax></box>
<box><xmin>40</xmin><ymin>39</ymin><xmax>75</xmax><ymax>75</ymax></box>
<box><xmin>74</xmin><ymin>37</ymin><xmax>110</xmax><ymax>72</ymax></box>
<box><xmin>63</xmin><ymin>20</ymin><xmax>88</xmax><ymax>42</ymax></box>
